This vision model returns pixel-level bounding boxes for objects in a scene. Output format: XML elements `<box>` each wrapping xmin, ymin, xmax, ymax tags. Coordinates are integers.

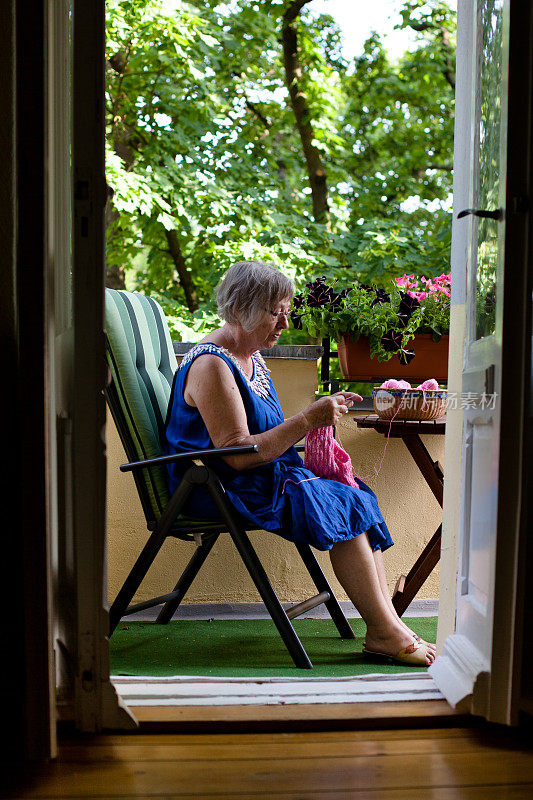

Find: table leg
<box><xmin>392</xmin><ymin>525</ymin><xmax>442</xmax><ymax>616</ymax></box>
<box><xmin>392</xmin><ymin>433</ymin><xmax>444</xmax><ymax>615</ymax></box>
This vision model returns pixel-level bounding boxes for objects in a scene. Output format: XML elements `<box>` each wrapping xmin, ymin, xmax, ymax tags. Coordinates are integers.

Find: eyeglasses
<box><xmin>264</xmin><ymin>307</ymin><xmax>292</xmax><ymax>320</ymax></box>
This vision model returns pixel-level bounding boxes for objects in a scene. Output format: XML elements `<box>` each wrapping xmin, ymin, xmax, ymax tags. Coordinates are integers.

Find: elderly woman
<box><xmin>165</xmin><ymin>260</ymin><xmax>435</xmax><ymax>666</ymax></box>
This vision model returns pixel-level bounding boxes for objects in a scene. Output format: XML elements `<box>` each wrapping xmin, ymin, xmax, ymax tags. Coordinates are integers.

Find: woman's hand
<box><xmin>301</xmin><ymin>392</ymin><xmax>362</xmax><ymax>430</ymax></box>
<box><xmin>185</xmin><ymin>356</ymin><xmax>361</xmax><ymax>469</ymax></box>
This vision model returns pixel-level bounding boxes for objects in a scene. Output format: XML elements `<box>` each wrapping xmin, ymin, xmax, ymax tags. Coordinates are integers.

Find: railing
<box><xmin>319</xmin><ymin>337</ymin><xmax>375</xmax><ymax>410</ymax></box>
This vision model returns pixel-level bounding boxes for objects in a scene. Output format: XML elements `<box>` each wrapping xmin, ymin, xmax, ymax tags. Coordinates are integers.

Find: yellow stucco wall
<box><xmin>106</xmin><ymin>355</ymin><xmax>444</xmax><ymax>605</ymax></box>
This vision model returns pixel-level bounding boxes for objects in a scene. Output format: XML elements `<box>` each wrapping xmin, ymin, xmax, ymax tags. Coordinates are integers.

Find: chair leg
<box><xmin>295</xmin><ymin>543</ymin><xmax>356</xmax><ymax>639</ymax></box>
<box><xmin>202</xmin><ymin>471</ymin><xmax>313</xmax><ymax>668</ymax></box>
<box><xmin>109</xmin><ymin>473</ymin><xmax>196</xmax><ymax>635</ymax></box>
<box><xmin>229</xmin><ymin>527</ymin><xmax>313</xmax><ymax>669</ymax></box>
<box><xmin>155</xmin><ymin>533</ymin><xmax>220</xmax><ymax>624</ymax></box>
<box><xmin>109</xmin><ymin>526</ymin><xmax>168</xmax><ymax>635</ymax></box>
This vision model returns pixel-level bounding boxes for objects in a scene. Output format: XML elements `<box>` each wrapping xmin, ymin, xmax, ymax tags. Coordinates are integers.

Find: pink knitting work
<box><xmin>304</xmin><ymin>426</ymin><xmax>359</xmax><ymax>489</ymax></box>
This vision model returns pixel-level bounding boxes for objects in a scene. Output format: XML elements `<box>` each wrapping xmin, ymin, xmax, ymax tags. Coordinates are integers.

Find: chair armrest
<box><xmin>120</xmin><ymin>445</ymin><xmax>259</xmax><ymax>473</ymax></box>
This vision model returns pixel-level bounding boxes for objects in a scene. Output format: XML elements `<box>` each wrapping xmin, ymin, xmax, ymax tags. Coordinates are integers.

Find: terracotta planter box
<box><xmin>337</xmin><ymin>333</ymin><xmax>449</xmax><ymax>383</ymax></box>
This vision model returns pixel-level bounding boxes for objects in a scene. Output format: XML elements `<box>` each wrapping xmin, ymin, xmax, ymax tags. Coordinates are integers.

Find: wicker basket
<box><xmin>372</xmin><ymin>388</ymin><xmax>447</xmax><ymax>421</ymax></box>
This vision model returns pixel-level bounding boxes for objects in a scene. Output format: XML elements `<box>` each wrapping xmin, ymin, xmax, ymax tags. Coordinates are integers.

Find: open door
<box><xmin>430</xmin><ymin>0</ymin><xmax>532</xmax><ymax>724</ymax></box>
<box><xmin>70</xmin><ymin>0</ymin><xmax>137</xmax><ymax>731</ymax></box>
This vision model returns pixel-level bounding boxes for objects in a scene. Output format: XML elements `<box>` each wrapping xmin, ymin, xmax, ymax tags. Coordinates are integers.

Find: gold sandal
<box><xmin>362</xmin><ymin>640</ymin><xmax>433</xmax><ymax>666</ymax></box>
<box><xmin>414</xmin><ymin>634</ymin><xmax>436</xmax><ymax>651</ymax></box>
<box><xmin>364</xmin><ymin>635</ymin><xmax>435</xmax><ymax>652</ymax></box>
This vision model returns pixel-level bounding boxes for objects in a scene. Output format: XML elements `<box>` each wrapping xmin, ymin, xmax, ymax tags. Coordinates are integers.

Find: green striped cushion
<box><xmin>105</xmin><ymin>289</ymin><xmax>177</xmax><ymax>518</ymax></box>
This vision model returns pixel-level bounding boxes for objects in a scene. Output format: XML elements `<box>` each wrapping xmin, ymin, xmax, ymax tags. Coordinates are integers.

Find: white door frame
<box><xmin>45</xmin><ymin>0</ymin><xmax>530</xmax><ymax>732</ymax></box>
<box><xmin>69</xmin><ymin>0</ymin><xmax>135</xmax><ymax>732</ymax></box>
<box><xmin>431</xmin><ymin>0</ymin><xmax>531</xmax><ymax>725</ymax></box>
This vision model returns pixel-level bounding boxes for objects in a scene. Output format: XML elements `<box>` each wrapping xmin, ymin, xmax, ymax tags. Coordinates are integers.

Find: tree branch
<box><xmin>412</xmin><ymin>164</ymin><xmax>453</xmax><ymax>178</ymax></box>
<box><xmin>164</xmin><ymin>230</ymin><xmax>199</xmax><ymax>312</ymax></box>
<box><xmin>284</xmin><ymin>0</ymin><xmax>312</xmax><ymax>25</ymax></box>
<box><xmin>281</xmin><ymin>0</ymin><xmax>329</xmax><ymax>223</ymax></box>
<box><xmin>108</xmin><ymin>40</ymin><xmax>133</xmax><ymax>123</ymax></box>
<box><xmin>405</xmin><ymin>20</ymin><xmax>455</xmax><ymax>89</ymax></box>
<box><xmin>439</xmin><ymin>27</ymin><xmax>455</xmax><ymax>89</ymax></box>
<box><xmin>105</xmin><ymin>109</ymin><xmax>200</xmax><ymax>310</ymax></box>
<box><xmin>243</xmin><ymin>94</ymin><xmax>271</xmax><ymax>129</ymax></box>
<box><xmin>233</xmin><ymin>75</ymin><xmax>293</xmax><ymax>193</ymax></box>
<box><xmin>406</xmin><ymin>21</ymin><xmax>432</xmax><ymax>32</ymax></box>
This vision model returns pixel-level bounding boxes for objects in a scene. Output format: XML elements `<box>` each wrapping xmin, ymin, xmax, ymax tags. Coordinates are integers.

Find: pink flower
<box><xmin>396</xmin><ymin>272</ymin><xmax>451</xmax><ymax>302</ymax></box>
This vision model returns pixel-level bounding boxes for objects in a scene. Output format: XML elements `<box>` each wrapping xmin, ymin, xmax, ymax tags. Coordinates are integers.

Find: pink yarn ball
<box><xmin>416</xmin><ymin>379</ymin><xmax>439</xmax><ymax>391</ymax></box>
<box><xmin>379</xmin><ymin>379</ymin><xmax>412</xmax><ymax>389</ymax></box>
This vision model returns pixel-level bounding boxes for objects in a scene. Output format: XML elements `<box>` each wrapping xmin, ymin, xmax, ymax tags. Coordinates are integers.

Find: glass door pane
<box><xmin>475</xmin><ymin>0</ymin><xmax>504</xmax><ymax>340</ymax></box>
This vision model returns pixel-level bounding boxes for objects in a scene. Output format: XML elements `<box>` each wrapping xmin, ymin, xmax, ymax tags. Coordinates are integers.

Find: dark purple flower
<box><xmin>305</xmin><ymin>277</ymin><xmax>346</xmax><ymax>311</ymax></box>
<box><xmin>290</xmin><ymin>310</ymin><xmax>303</xmax><ymax>329</ymax></box>
<box><xmin>398</xmin><ymin>348</ymin><xmax>416</xmax><ymax>365</ymax></box>
<box><xmin>398</xmin><ymin>291</ymin><xmax>421</xmax><ymax>318</ymax></box>
<box><xmin>396</xmin><ymin>314</ymin><xmax>409</xmax><ymax>329</ymax></box>
<box><xmin>290</xmin><ymin>292</ymin><xmax>305</xmax><ymax>328</ymax></box>
<box><xmin>327</xmin><ymin>286</ymin><xmax>352</xmax><ymax>307</ymax></box>
<box><xmin>307</xmin><ymin>284</ymin><xmax>334</xmax><ymax>307</ymax></box>
<box><xmin>328</xmin><ymin>289</ymin><xmax>346</xmax><ymax>310</ymax></box>
<box><xmin>292</xmin><ymin>293</ymin><xmax>305</xmax><ymax>311</ymax></box>
<box><xmin>304</xmin><ymin>277</ymin><xmax>330</xmax><ymax>307</ymax></box>
<box><xmin>381</xmin><ymin>330</ymin><xmax>403</xmax><ymax>352</ymax></box>
<box><xmin>305</xmin><ymin>276</ymin><xmax>327</xmax><ymax>291</ymax></box>
<box><xmin>371</xmin><ymin>288</ymin><xmax>391</xmax><ymax>308</ymax></box>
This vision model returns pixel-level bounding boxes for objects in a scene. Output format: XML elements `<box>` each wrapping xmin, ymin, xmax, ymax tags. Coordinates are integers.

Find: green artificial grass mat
<box><xmin>110</xmin><ymin>617</ymin><xmax>438</xmax><ymax>679</ymax></box>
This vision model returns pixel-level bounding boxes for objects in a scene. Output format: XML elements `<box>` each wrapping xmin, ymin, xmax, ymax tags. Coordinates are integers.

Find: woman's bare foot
<box><xmin>413</xmin><ymin>633</ymin><xmax>436</xmax><ymax>652</ymax></box>
<box><xmin>400</xmin><ymin>624</ymin><xmax>436</xmax><ymax>653</ymax></box>
<box><xmin>369</xmin><ymin>552</ymin><xmax>436</xmax><ymax>654</ymax></box>
<box><xmin>365</xmin><ymin>616</ymin><xmax>436</xmax><ymax>654</ymax></box>
<box><xmin>364</xmin><ymin>622</ymin><xmax>435</xmax><ymax>665</ymax></box>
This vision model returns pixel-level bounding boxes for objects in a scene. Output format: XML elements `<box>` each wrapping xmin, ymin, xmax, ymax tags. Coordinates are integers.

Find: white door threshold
<box><xmin>112</xmin><ymin>672</ymin><xmax>442</xmax><ymax>706</ymax></box>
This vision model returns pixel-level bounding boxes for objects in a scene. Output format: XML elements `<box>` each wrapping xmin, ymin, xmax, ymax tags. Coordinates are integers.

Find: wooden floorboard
<box><xmin>8</xmin><ymin>724</ymin><xmax>533</xmax><ymax>800</ymax></box>
<box><xmin>127</xmin><ymin>699</ymin><xmax>463</xmax><ymax>731</ymax></box>
<box><xmin>53</xmin><ymin>734</ymin><xmax>512</xmax><ymax>763</ymax></box>
<box><xmin>10</xmin><ymin>792</ymin><xmax>533</xmax><ymax>800</ymax></box>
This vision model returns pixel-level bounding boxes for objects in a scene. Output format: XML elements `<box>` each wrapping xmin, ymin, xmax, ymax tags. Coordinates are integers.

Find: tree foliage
<box><xmin>105</xmin><ymin>0</ymin><xmax>456</xmax><ymax>340</ymax></box>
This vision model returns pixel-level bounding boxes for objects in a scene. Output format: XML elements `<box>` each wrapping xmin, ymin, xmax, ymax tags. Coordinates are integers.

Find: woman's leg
<box><xmin>372</xmin><ymin>549</ymin><xmax>436</xmax><ymax>652</ymax></box>
<box><xmin>329</xmin><ymin>533</ymin><xmax>434</xmax><ymax>663</ymax></box>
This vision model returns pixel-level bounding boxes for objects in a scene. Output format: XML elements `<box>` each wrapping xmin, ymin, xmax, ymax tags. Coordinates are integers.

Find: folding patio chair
<box><xmin>105</xmin><ymin>288</ymin><xmax>355</xmax><ymax>668</ymax></box>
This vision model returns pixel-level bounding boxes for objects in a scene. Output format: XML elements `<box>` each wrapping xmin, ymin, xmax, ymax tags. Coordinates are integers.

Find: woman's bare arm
<box><xmin>183</xmin><ymin>354</ymin><xmax>360</xmax><ymax>470</ymax></box>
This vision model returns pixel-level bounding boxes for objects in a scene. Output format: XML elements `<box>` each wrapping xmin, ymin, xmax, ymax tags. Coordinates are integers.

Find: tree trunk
<box><xmin>282</xmin><ymin>0</ymin><xmax>329</xmax><ymax>223</ymax></box>
<box><xmin>164</xmin><ymin>229</ymin><xmax>199</xmax><ymax>312</ymax></box>
<box><xmin>105</xmin><ymin>198</ymin><xmax>126</xmax><ymax>290</ymax></box>
<box><xmin>107</xmin><ymin>53</ymin><xmax>199</xmax><ymax>305</ymax></box>
<box><xmin>105</xmin><ymin>261</ymin><xmax>126</xmax><ymax>290</ymax></box>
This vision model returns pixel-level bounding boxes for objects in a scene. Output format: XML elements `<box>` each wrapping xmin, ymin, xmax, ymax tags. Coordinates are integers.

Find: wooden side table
<box><xmin>355</xmin><ymin>414</ymin><xmax>446</xmax><ymax>615</ymax></box>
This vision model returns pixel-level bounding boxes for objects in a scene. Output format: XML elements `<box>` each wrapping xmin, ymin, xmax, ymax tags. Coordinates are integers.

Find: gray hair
<box><xmin>216</xmin><ymin>260</ymin><xmax>294</xmax><ymax>331</ymax></box>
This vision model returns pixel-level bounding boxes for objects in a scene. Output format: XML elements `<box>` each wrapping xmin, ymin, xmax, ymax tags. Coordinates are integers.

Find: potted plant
<box><xmin>290</xmin><ymin>273</ymin><xmax>451</xmax><ymax>382</ymax></box>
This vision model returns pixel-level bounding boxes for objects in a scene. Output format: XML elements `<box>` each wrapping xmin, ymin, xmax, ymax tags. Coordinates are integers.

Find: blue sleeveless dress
<box><xmin>164</xmin><ymin>343</ymin><xmax>393</xmax><ymax>552</ymax></box>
